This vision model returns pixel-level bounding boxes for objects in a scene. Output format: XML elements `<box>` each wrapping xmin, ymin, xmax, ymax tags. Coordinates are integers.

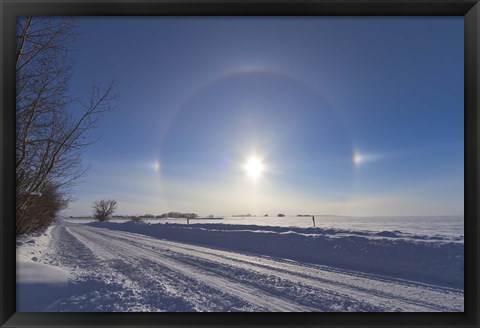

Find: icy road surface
<box><xmin>37</xmin><ymin>222</ymin><xmax>463</xmax><ymax>312</ymax></box>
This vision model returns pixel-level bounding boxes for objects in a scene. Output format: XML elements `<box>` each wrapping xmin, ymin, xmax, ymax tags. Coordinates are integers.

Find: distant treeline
<box><xmin>71</xmin><ymin>213</ymin><xmax>315</xmax><ymax>219</ymax></box>
<box><xmin>110</xmin><ymin>212</ymin><xmax>199</xmax><ymax>219</ymax></box>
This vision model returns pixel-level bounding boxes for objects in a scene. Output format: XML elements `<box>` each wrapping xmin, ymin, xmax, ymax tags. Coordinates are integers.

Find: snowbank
<box><xmin>17</xmin><ymin>261</ymin><xmax>70</xmax><ymax>285</ymax></box>
<box><xmin>68</xmin><ymin>215</ymin><xmax>464</xmax><ymax>240</ymax></box>
<box><xmin>16</xmin><ymin>225</ymin><xmax>55</xmax><ymax>263</ymax></box>
<box><xmin>89</xmin><ymin>221</ymin><xmax>464</xmax><ymax>289</ymax></box>
<box><xmin>16</xmin><ymin>224</ymin><xmax>73</xmax><ymax>311</ymax></box>
<box><xmin>17</xmin><ymin>262</ymin><xmax>72</xmax><ymax>311</ymax></box>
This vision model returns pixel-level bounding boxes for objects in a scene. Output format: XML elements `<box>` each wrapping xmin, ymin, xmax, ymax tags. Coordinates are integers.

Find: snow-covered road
<box><xmin>37</xmin><ymin>222</ymin><xmax>463</xmax><ymax>312</ymax></box>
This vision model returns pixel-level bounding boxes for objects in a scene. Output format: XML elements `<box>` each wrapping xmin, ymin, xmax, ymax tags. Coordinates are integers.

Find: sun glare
<box><xmin>244</xmin><ymin>156</ymin><xmax>264</xmax><ymax>180</ymax></box>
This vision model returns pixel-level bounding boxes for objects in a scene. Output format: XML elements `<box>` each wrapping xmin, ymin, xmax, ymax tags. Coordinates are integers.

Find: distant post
<box><xmin>312</xmin><ymin>215</ymin><xmax>315</xmax><ymax>227</ymax></box>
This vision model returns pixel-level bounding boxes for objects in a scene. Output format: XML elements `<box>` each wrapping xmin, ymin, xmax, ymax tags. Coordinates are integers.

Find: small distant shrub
<box><xmin>131</xmin><ymin>216</ymin><xmax>144</xmax><ymax>223</ymax></box>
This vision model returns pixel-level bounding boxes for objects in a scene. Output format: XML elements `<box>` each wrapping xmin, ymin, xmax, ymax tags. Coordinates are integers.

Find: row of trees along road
<box><xmin>16</xmin><ymin>17</ymin><xmax>116</xmax><ymax>236</ymax></box>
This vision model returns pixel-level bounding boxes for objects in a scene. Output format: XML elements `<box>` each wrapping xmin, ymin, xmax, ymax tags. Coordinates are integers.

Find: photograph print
<box><xmin>16</xmin><ymin>16</ymin><xmax>464</xmax><ymax>312</ymax></box>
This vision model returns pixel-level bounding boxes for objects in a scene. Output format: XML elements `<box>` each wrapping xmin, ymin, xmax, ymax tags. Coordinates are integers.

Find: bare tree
<box><xmin>16</xmin><ymin>17</ymin><xmax>116</xmax><ymax>235</ymax></box>
<box><xmin>93</xmin><ymin>200</ymin><xmax>117</xmax><ymax>222</ymax></box>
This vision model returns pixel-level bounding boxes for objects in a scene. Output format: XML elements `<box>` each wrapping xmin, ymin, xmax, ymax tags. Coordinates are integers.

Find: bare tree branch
<box><xmin>16</xmin><ymin>16</ymin><xmax>116</xmax><ymax>235</ymax></box>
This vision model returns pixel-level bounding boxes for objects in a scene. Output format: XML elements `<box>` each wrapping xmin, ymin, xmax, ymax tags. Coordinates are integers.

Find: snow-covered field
<box><xmin>65</xmin><ymin>215</ymin><xmax>464</xmax><ymax>242</ymax></box>
<box><xmin>17</xmin><ymin>216</ymin><xmax>464</xmax><ymax>312</ymax></box>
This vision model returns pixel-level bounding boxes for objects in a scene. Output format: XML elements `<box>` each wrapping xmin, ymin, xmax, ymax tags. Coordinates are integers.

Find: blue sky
<box><xmin>65</xmin><ymin>17</ymin><xmax>464</xmax><ymax>217</ymax></box>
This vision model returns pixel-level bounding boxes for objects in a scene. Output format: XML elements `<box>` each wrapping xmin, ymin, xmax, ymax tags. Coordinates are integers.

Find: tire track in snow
<box><xmin>82</xmin><ymin>228</ymin><xmax>382</xmax><ymax>311</ymax></box>
<box><xmin>152</xmin><ymin>239</ymin><xmax>463</xmax><ymax>311</ymax></box>
<box><xmin>62</xmin><ymin>223</ymin><xmax>463</xmax><ymax>312</ymax></box>
<box><xmin>66</xmin><ymin>226</ymin><xmax>257</xmax><ymax>311</ymax></box>
<box><xmin>86</xmin><ymin>225</ymin><xmax>463</xmax><ymax>312</ymax></box>
<box><xmin>68</xmin><ymin>225</ymin><xmax>309</xmax><ymax>311</ymax></box>
<box><xmin>53</xmin><ymin>226</ymin><xmax>194</xmax><ymax>311</ymax></box>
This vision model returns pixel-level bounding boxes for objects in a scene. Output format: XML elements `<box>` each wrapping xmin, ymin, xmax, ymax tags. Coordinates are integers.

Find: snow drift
<box><xmin>16</xmin><ymin>225</ymin><xmax>73</xmax><ymax>311</ymax></box>
<box><xmin>88</xmin><ymin>221</ymin><xmax>464</xmax><ymax>289</ymax></box>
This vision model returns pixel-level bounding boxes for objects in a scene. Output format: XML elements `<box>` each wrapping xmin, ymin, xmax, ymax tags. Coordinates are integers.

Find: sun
<box><xmin>244</xmin><ymin>156</ymin><xmax>264</xmax><ymax>180</ymax></box>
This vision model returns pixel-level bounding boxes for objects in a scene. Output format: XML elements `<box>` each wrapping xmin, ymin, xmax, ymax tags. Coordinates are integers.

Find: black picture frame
<box><xmin>1</xmin><ymin>0</ymin><xmax>479</xmax><ymax>327</ymax></box>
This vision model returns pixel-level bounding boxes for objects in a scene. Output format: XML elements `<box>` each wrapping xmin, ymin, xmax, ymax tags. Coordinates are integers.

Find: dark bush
<box><xmin>16</xmin><ymin>183</ymin><xmax>68</xmax><ymax>236</ymax></box>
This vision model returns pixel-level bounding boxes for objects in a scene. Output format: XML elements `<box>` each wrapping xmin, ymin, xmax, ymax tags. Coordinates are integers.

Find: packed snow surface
<box><xmin>17</xmin><ymin>217</ymin><xmax>464</xmax><ymax>312</ymax></box>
